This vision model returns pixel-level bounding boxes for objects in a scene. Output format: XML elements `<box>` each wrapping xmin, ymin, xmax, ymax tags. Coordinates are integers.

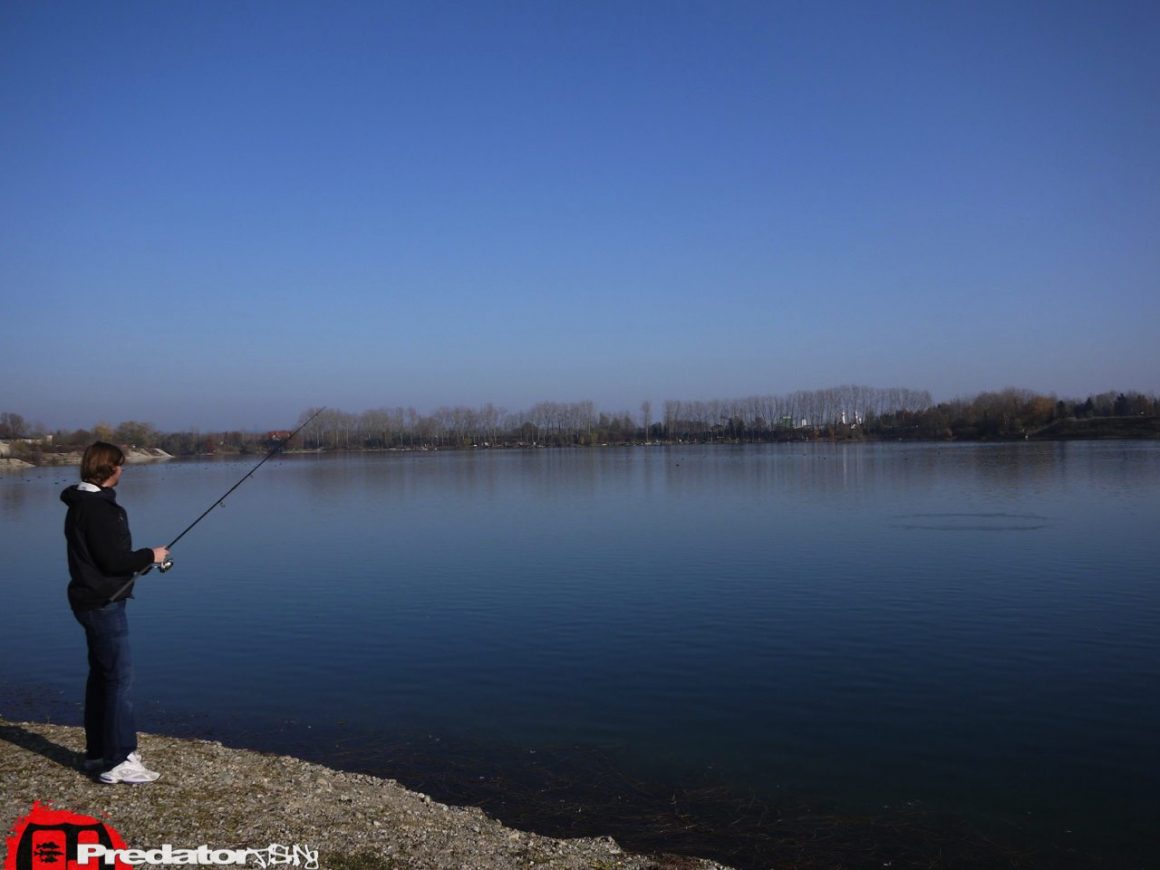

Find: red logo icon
<box><xmin>4</xmin><ymin>803</ymin><xmax>129</xmax><ymax>870</ymax></box>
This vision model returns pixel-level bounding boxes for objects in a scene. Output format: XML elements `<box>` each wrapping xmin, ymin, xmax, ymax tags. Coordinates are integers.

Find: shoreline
<box><xmin>1</xmin><ymin>715</ymin><xmax>1106</xmax><ymax>870</ymax></box>
<box><xmin>3</xmin><ymin>419</ymin><xmax>1157</xmax><ymax>474</ymax></box>
<box><xmin>0</xmin><ymin>445</ymin><xmax>173</xmax><ymax>472</ymax></box>
<box><xmin>0</xmin><ymin>717</ymin><xmax>729</xmax><ymax>869</ymax></box>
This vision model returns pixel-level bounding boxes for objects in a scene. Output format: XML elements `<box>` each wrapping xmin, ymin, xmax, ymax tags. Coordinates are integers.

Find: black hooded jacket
<box><xmin>61</xmin><ymin>484</ymin><xmax>155</xmax><ymax>611</ymax></box>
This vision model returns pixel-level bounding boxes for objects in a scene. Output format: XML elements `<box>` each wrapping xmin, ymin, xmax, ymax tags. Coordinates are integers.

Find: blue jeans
<box><xmin>73</xmin><ymin>599</ymin><xmax>136</xmax><ymax>768</ymax></box>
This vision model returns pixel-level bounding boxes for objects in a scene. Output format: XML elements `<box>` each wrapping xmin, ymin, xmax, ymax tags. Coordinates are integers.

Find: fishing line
<box><xmin>108</xmin><ymin>407</ymin><xmax>326</xmax><ymax>603</ymax></box>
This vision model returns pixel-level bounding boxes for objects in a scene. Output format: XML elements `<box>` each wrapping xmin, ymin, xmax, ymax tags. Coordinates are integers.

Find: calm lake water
<box><xmin>2</xmin><ymin>442</ymin><xmax>1158</xmax><ymax>867</ymax></box>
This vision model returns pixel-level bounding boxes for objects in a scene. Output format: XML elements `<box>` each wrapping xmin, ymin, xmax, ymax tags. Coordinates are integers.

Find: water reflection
<box><xmin>0</xmin><ymin>480</ymin><xmax>30</xmax><ymax>517</ymax></box>
<box><xmin>891</xmin><ymin>512</ymin><xmax>1052</xmax><ymax>532</ymax></box>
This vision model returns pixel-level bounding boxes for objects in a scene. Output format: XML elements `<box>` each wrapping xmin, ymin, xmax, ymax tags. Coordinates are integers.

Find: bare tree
<box><xmin>0</xmin><ymin>412</ymin><xmax>27</xmax><ymax>439</ymax></box>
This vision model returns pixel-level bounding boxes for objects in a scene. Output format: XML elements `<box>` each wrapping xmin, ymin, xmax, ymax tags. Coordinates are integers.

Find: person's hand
<box><xmin>152</xmin><ymin>547</ymin><xmax>170</xmax><ymax>564</ymax></box>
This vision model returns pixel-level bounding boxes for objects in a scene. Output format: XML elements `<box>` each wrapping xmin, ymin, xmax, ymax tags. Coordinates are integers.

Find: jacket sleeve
<box><xmin>82</xmin><ymin>501</ymin><xmax>155</xmax><ymax>577</ymax></box>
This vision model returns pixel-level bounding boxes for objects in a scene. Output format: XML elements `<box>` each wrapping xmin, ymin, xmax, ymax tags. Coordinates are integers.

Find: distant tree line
<box><xmin>288</xmin><ymin>386</ymin><xmax>934</xmax><ymax>449</ymax></box>
<box><xmin>869</xmin><ymin>388</ymin><xmax>1160</xmax><ymax>440</ymax></box>
<box><xmin>290</xmin><ymin>386</ymin><xmax>1159</xmax><ymax>450</ymax></box>
<box><xmin>3</xmin><ymin>386</ymin><xmax>1157</xmax><ymax>460</ymax></box>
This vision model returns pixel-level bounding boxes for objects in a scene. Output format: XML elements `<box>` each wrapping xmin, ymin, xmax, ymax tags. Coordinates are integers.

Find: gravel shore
<box><xmin>1</xmin><ymin>717</ymin><xmax>731</xmax><ymax>869</ymax></box>
<box><xmin>0</xmin><ymin>445</ymin><xmax>173</xmax><ymax>468</ymax></box>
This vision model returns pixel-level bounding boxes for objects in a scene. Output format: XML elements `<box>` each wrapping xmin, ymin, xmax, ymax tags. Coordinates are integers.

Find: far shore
<box><xmin>0</xmin><ymin>445</ymin><xmax>173</xmax><ymax>472</ymax></box>
<box><xmin>2</xmin><ymin>415</ymin><xmax>1158</xmax><ymax>474</ymax></box>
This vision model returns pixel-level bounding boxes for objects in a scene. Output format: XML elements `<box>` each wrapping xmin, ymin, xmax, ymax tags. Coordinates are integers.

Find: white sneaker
<box><xmin>99</xmin><ymin>752</ymin><xmax>160</xmax><ymax>784</ymax></box>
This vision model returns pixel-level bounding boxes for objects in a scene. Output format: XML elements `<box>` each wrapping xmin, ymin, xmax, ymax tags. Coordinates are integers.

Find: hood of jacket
<box><xmin>61</xmin><ymin>483</ymin><xmax>117</xmax><ymax>508</ymax></box>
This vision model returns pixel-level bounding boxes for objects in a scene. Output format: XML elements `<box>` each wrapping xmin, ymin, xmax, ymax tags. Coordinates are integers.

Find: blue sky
<box><xmin>2</xmin><ymin>0</ymin><xmax>1157</xmax><ymax>431</ymax></box>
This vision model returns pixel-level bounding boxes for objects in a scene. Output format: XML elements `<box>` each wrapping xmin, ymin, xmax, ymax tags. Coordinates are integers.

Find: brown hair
<box><xmin>81</xmin><ymin>442</ymin><xmax>125</xmax><ymax>485</ymax></box>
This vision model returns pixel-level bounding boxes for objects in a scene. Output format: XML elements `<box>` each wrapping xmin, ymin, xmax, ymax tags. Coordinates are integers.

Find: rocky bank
<box><xmin>0</xmin><ymin>444</ymin><xmax>173</xmax><ymax>471</ymax></box>
<box><xmin>0</xmin><ymin>718</ymin><xmax>730</xmax><ymax>869</ymax></box>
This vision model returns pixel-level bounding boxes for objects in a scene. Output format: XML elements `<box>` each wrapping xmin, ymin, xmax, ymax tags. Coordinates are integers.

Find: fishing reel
<box><xmin>143</xmin><ymin>557</ymin><xmax>173</xmax><ymax>576</ymax></box>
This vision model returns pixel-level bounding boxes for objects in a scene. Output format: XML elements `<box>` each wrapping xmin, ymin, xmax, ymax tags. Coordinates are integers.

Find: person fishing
<box><xmin>61</xmin><ymin>441</ymin><xmax>169</xmax><ymax>784</ymax></box>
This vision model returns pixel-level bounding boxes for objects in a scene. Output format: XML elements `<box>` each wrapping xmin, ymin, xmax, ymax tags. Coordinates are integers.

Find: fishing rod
<box><xmin>108</xmin><ymin>407</ymin><xmax>326</xmax><ymax>603</ymax></box>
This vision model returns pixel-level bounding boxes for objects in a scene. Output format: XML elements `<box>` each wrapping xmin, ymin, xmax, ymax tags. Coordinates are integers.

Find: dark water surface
<box><xmin>3</xmin><ymin>443</ymin><xmax>1158</xmax><ymax>867</ymax></box>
